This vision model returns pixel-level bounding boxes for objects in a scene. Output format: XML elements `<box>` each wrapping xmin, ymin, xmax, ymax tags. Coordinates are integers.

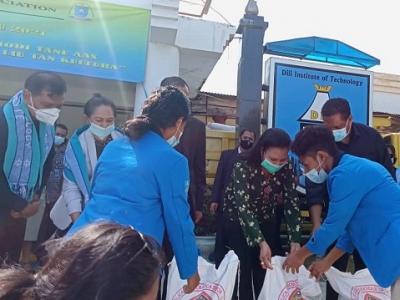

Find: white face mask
<box><xmin>304</xmin><ymin>157</ymin><xmax>328</xmax><ymax>184</ymax></box>
<box><xmin>28</xmin><ymin>94</ymin><xmax>60</xmax><ymax>126</ymax></box>
<box><xmin>89</xmin><ymin>122</ymin><xmax>115</xmax><ymax>140</ymax></box>
<box><xmin>54</xmin><ymin>136</ymin><xmax>65</xmax><ymax>146</ymax></box>
<box><xmin>332</xmin><ymin>120</ymin><xmax>349</xmax><ymax>142</ymax></box>
<box><xmin>167</xmin><ymin>130</ymin><xmax>183</xmax><ymax>148</ymax></box>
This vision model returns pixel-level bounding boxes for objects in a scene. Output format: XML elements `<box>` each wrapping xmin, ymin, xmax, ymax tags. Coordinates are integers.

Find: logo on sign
<box><xmin>68</xmin><ymin>3</ymin><xmax>94</xmax><ymax>21</ymax></box>
<box><xmin>278</xmin><ymin>280</ymin><xmax>304</xmax><ymax>300</ymax></box>
<box><xmin>350</xmin><ymin>284</ymin><xmax>390</xmax><ymax>300</ymax></box>
<box><xmin>172</xmin><ymin>283</ymin><xmax>225</xmax><ymax>300</ymax></box>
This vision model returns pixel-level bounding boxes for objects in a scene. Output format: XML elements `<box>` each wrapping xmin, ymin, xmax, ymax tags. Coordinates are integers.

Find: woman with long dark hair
<box><xmin>0</xmin><ymin>222</ymin><xmax>164</xmax><ymax>300</ymax></box>
<box><xmin>223</xmin><ymin>128</ymin><xmax>302</xmax><ymax>299</ymax></box>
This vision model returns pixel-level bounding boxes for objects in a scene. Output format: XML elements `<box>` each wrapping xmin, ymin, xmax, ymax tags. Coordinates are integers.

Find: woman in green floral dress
<box><xmin>222</xmin><ymin>128</ymin><xmax>302</xmax><ymax>300</ymax></box>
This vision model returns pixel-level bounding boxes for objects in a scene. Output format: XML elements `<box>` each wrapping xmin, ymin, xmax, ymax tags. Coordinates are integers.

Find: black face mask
<box><xmin>390</xmin><ymin>154</ymin><xmax>397</xmax><ymax>165</ymax></box>
<box><xmin>240</xmin><ymin>139</ymin><xmax>253</xmax><ymax>150</ymax></box>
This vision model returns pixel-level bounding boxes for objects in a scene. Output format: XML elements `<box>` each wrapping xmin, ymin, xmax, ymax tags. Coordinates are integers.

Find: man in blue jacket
<box><xmin>283</xmin><ymin>125</ymin><xmax>400</xmax><ymax>298</ymax></box>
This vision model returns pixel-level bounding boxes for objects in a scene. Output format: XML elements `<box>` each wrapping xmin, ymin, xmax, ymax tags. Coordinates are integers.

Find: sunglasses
<box><xmin>128</xmin><ymin>227</ymin><xmax>164</xmax><ymax>275</ymax></box>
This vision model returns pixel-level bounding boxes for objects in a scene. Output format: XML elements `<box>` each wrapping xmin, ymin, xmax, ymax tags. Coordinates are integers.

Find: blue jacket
<box><xmin>307</xmin><ymin>154</ymin><xmax>400</xmax><ymax>288</ymax></box>
<box><xmin>69</xmin><ymin>131</ymin><xmax>198</xmax><ymax>279</ymax></box>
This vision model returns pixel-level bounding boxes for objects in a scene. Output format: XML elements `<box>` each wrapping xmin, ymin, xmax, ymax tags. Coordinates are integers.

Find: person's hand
<box><xmin>184</xmin><ymin>271</ymin><xmax>200</xmax><ymax>294</ymax></box>
<box><xmin>289</xmin><ymin>242</ymin><xmax>301</xmax><ymax>254</ymax></box>
<box><xmin>259</xmin><ymin>241</ymin><xmax>273</xmax><ymax>270</ymax></box>
<box><xmin>209</xmin><ymin>203</ymin><xmax>218</xmax><ymax>215</ymax></box>
<box><xmin>283</xmin><ymin>252</ymin><xmax>304</xmax><ymax>274</ymax></box>
<box><xmin>70</xmin><ymin>212</ymin><xmax>81</xmax><ymax>222</ymax></box>
<box><xmin>308</xmin><ymin>258</ymin><xmax>331</xmax><ymax>281</ymax></box>
<box><xmin>194</xmin><ymin>211</ymin><xmax>203</xmax><ymax>224</ymax></box>
<box><xmin>10</xmin><ymin>198</ymin><xmax>40</xmax><ymax>219</ymax></box>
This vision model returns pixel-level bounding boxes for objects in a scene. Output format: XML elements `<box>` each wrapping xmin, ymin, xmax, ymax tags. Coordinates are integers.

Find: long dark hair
<box><xmin>239</xmin><ymin>128</ymin><xmax>291</xmax><ymax>165</ymax></box>
<box><xmin>124</xmin><ymin>86</ymin><xmax>190</xmax><ymax>140</ymax></box>
<box><xmin>0</xmin><ymin>222</ymin><xmax>164</xmax><ymax>300</ymax></box>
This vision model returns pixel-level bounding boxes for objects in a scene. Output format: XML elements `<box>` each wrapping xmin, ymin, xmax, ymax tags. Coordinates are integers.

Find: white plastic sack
<box><xmin>166</xmin><ymin>250</ymin><xmax>239</xmax><ymax>300</ymax></box>
<box><xmin>50</xmin><ymin>195</ymin><xmax>72</xmax><ymax>230</ymax></box>
<box><xmin>325</xmin><ymin>267</ymin><xmax>391</xmax><ymax>300</ymax></box>
<box><xmin>258</xmin><ymin>256</ymin><xmax>322</xmax><ymax>300</ymax></box>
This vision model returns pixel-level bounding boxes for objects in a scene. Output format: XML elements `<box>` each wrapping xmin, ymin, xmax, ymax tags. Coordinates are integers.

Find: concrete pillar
<box><xmin>236</xmin><ymin>0</ymin><xmax>268</xmax><ymax>138</ymax></box>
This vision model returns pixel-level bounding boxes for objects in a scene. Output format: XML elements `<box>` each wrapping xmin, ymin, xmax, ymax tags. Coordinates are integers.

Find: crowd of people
<box><xmin>0</xmin><ymin>71</ymin><xmax>399</xmax><ymax>300</ymax></box>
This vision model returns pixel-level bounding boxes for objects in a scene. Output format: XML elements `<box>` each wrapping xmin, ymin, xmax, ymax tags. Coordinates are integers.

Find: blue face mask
<box><xmin>54</xmin><ymin>136</ymin><xmax>65</xmax><ymax>146</ymax></box>
<box><xmin>261</xmin><ymin>157</ymin><xmax>286</xmax><ymax>173</ymax></box>
<box><xmin>304</xmin><ymin>158</ymin><xmax>328</xmax><ymax>183</ymax></box>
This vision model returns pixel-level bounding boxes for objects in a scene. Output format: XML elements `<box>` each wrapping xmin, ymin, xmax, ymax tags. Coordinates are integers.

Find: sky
<box><xmin>201</xmin><ymin>0</ymin><xmax>400</xmax><ymax>75</ymax></box>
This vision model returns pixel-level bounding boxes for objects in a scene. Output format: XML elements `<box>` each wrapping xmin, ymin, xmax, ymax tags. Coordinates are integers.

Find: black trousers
<box><xmin>352</xmin><ymin>248</ymin><xmax>366</xmax><ymax>271</ymax></box>
<box><xmin>224</xmin><ymin>218</ymin><xmax>278</xmax><ymax>300</ymax></box>
<box><xmin>36</xmin><ymin>203</ymin><xmax>57</xmax><ymax>245</ymax></box>
<box><xmin>0</xmin><ymin>212</ymin><xmax>26</xmax><ymax>265</ymax></box>
<box><xmin>274</xmin><ymin>204</ymin><xmax>286</xmax><ymax>256</ymax></box>
<box><xmin>214</xmin><ymin>211</ymin><xmax>229</xmax><ymax>268</ymax></box>
<box><xmin>158</xmin><ymin>231</ymin><xmax>174</xmax><ymax>300</ymax></box>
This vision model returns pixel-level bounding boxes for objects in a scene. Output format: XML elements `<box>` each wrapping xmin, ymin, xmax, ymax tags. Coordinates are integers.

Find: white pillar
<box><xmin>134</xmin><ymin>42</ymin><xmax>180</xmax><ymax>116</ymax></box>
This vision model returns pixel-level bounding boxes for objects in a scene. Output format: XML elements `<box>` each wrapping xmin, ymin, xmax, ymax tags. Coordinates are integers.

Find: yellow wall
<box><xmin>206</xmin><ymin>129</ymin><xmax>237</xmax><ymax>184</ymax></box>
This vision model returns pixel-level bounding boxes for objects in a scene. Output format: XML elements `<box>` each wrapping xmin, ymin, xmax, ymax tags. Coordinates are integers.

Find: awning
<box><xmin>263</xmin><ymin>36</ymin><xmax>380</xmax><ymax>69</ymax></box>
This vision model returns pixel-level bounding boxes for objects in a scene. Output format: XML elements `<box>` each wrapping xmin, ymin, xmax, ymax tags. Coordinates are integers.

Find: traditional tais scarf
<box><xmin>3</xmin><ymin>90</ymin><xmax>55</xmax><ymax>202</ymax></box>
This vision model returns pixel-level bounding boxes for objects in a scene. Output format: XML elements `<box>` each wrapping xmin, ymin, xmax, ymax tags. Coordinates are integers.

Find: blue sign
<box><xmin>267</xmin><ymin>59</ymin><xmax>372</xmax><ymax>140</ymax></box>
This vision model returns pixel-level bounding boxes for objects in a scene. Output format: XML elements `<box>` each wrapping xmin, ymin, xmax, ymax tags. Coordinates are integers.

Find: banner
<box><xmin>0</xmin><ymin>0</ymin><xmax>151</xmax><ymax>82</ymax></box>
<box><xmin>266</xmin><ymin>58</ymin><xmax>373</xmax><ymax>139</ymax></box>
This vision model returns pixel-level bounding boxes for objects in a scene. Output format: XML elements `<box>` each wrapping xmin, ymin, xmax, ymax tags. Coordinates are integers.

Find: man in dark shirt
<box><xmin>209</xmin><ymin>129</ymin><xmax>256</xmax><ymax>267</ymax></box>
<box><xmin>37</xmin><ymin>124</ymin><xmax>69</xmax><ymax>244</ymax></box>
<box><xmin>159</xmin><ymin>76</ymin><xmax>206</xmax><ymax>300</ymax></box>
<box><xmin>160</xmin><ymin>76</ymin><xmax>206</xmax><ymax>223</ymax></box>
<box><xmin>0</xmin><ymin>71</ymin><xmax>66</xmax><ymax>264</ymax></box>
<box><xmin>306</xmin><ymin>98</ymin><xmax>394</xmax><ymax>300</ymax></box>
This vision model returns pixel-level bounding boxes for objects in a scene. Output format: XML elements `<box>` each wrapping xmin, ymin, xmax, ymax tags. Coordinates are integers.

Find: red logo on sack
<box><xmin>278</xmin><ymin>280</ymin><xmax>304</xmax><ymax>300</ymax></box>
<box><xmin>350</xmin><ymin>285</ymin><xmax>390</xmax><ymax>300</ymax></box>
<box><xmin>172</xmin><ymin>283</ymin><xmax>225</xmax><ymax>300</ymax></box>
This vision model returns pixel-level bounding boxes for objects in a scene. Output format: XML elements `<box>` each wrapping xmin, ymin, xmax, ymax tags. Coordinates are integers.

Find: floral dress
<box><xmin>223</xmin><ymin>159</ymin><xmax>302</xmax><ymax>247</ymax></box>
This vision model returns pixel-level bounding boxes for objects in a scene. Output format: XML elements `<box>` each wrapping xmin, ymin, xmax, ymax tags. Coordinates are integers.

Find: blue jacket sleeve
<box><xmin>160</xmin><ymin>156</ymin><xmax>198</xmax><ymax>280</ymax></box>
<box><xmin>336</xmin><ymin>231</ymin><xmax>355</xmax><ymax>254</ymax></box>
<box><xmin>306</xmin><ymin>167</ymin><xmax>367</xmax><ymax>255</ymax></box>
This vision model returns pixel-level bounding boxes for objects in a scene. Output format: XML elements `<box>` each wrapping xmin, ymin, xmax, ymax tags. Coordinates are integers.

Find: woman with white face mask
<box><xmin>223</xmin><ymin>128</ymin><xmax>302</xmax><ymax>300</ymax></box>
<box><xmin>50</xmin><ymin>94</ymin><xmax>123</xmax><ymax>237</ymax></box>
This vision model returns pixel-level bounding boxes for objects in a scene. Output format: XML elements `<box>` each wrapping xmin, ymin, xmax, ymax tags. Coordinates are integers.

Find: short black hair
<box><xmin>56</xmin><ymin>123</ymin><xmax>68</xmax><ymax>133</ymax></box>
<box><xmin>84</xmin><ymin>93</ymin><xmax>116</xmax><ymax>117</ymax></box>
<box><xmin>292</xmin><ymin>125</ymin><xmax>338</xmax><ymax>157</ymax></box>
<box><xmin>321</xmin><ymin>98</ymin><xmax>351</xmax><ymax>120</ymax></box>
<box><xmin>160</xmin><ymin>77</ymin><xmax>188</xmax><ymax>89</ymax></box>
<box><xmin>24</xmin><ymin>71</ymin><xmax>67</xmax><ymax>97</ymax></box>
<box><xmin>239</xmin><ymin>128</ymin><xmax>257</xmax><ymax>141</ymax></box>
